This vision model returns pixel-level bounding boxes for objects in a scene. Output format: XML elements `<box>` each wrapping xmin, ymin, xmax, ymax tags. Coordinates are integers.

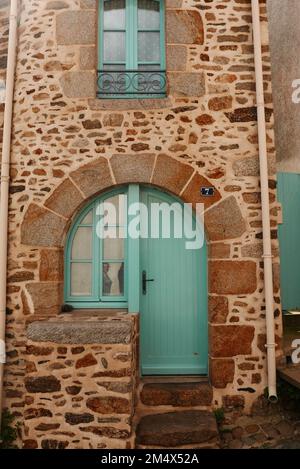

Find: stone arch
<box><xmin>21</xmin><ymin>153</ymin><xmax>251</xmax><ymax>316</ymax></box>
<box><xmin>21</xmin><ymin>154</ymin><xmax>238</xmax><ymax>249</ymax></box>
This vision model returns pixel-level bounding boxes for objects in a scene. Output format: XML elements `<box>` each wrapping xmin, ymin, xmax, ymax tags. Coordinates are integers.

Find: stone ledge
<box><xmin>27</xmin><ymin>319</ymin><xmax>134</xmax><ymax>345</ymax></box>
<box><xmin>88</xmin><ymin>98</ymin><xmax>173</xmax><ymax>111</ymax></box>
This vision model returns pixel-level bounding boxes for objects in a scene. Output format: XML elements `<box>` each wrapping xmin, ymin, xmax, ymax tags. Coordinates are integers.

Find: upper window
<box><xmin>97</xmin><ymin>0</ymin><xmax>166</xmax><ymax>99</ymax></box>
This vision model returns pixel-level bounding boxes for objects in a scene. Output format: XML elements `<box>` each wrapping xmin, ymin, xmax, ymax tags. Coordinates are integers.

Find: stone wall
<box><xmin>3</xmin><ymin>0</ymin><xmax>283</xmax><ymax>448</ymax></box>
<box><xmin>267</xmin><ymin>0</ymin><xmax>300</xmax><ymax>173</ymax></box>
<box><xmin>23</xmin><ymin>313</ymin><xmax>139</xmax><ymax>449</ymax></box>
<box><xmin>0</xmin><ymin>0</ymin><xmax>10</xmax><ymax>163</ymax></box>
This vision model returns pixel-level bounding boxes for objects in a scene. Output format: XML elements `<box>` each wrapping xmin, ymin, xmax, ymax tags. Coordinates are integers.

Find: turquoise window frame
<box><xmin>65</xmin><ymin>186</ymin><xmax>140</xmax><ymax>311</ymax></box>
<box><xmin>97</xmin><ymin>0</ymin><xmax>166</xmax><ymax>99</ymax></box>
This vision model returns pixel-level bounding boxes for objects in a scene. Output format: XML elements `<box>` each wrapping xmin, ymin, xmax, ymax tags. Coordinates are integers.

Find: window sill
<box><xmin>88</xmin><ymin>96</ymin><xmax>172</xmax><ymax>111</ymax></box>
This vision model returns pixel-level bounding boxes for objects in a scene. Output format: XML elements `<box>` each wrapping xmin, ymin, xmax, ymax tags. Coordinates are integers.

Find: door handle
<box><xmin>142</xmin><ymin>270</ymin><xmax>155</xmax><ymax>295</ymax></box>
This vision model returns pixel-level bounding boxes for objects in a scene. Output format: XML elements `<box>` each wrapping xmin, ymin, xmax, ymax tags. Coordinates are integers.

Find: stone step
<box><xmin>136</xmin><ymin>410</ymin><xmax>219</xmax><ymax>448</ymax></box>
<box><xmin>140</xmin><ymin>381</ymin><xmax>212</xmax><ymax>407</ymax></box>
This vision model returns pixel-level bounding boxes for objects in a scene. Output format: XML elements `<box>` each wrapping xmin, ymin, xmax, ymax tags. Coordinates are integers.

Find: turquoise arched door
<box><xmin>140</xmin><ymin>187</ymin><xmax>208</xmax><ymax>375</ymax></box>
<box><xmin>64</xmin><ymin>185</ymin><xmax>208</xmax><ymax>375</ymax></box>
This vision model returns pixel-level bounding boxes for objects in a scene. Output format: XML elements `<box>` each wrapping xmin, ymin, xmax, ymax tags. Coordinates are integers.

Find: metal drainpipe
<box><xmin>251</xmin><ymin>0</ymin><xmax>277</xmax><ymax>402</ymax></box>
<box><xmin>0</xmin><ymin>0</ymin><xmax>18</xmax><ymax>430</ymax></box>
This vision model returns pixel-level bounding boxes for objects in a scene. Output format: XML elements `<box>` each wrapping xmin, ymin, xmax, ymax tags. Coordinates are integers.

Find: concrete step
<box><xmin>136</xmin><ymin>410</ymin><xmax>219</xmax><ymax>448</ymax></box>
<box><xmin>140</xmin><ymin>382</ymin><xmax>213</xmax><ymax>407</ymax></box>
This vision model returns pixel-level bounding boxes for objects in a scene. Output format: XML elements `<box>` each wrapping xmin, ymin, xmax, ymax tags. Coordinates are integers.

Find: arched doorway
<box><xmin>64</xmin><ymin>184</ymin><xmax>208</xmax><ymax>376</ymax></box>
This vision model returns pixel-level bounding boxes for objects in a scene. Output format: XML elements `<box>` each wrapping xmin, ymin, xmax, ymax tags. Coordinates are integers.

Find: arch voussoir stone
<box><xmin>152</xmin><ymin>154</ymin><xmax>194</xmax><ymax>195</ymax></box>
<box><xmin>181</xmin><ymin>172</ymin><xmax>221</xmax><ymax>209</ymax></box>
<box><xmin>21</xmin><ymin>204</ymin><xmax>66</xmax><ymax>248</ymax></box>
<box><xmin>110</xmin><ymin>153</ymin><xmax>155</xmax><ymax>184</ymax></box>
<box><xmin>45</xmin><ymin>178</ymin><xmax>84</xmax><ymax>219</ymax></box>
<box><xmin>205</xmin><ymin>196</ymin><xmax>246</xmax><ymax>242</ymax></box>
<box><xmin>70</xmin><ymin>157</ymin><xmax>113</xmax><ymax>198</ymax></box>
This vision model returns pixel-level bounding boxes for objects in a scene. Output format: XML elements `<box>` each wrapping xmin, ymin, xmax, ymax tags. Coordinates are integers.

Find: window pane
<box><xmin>71</xmin><ymin>263</ymin><xmax>92</xmax><ymax>296</ymax></box>
<box><xmin>104</xmin><ymin>0</ymin><xmax>126</xmax><ymax>29</ymax></box>
<box><xmin>103</xmin><ymin>227</ymin><xmax>125</xmax><ymax>260</ymax></box>
<box><xmin>103</xmin><ymin>194</ymin><xmax>126</xmax><ymax>226</ymax></box>
<box><xmin>102</xmin><ymin>262</ymin><xmax>124</xmax><ymax>296</ymax></box>
<box><xmin>103</xmin><ymin>32</ymin><xmax>125</xmax><ymax>62</ymax></box>
<box><xmin>138</xmin><ymin>0</ymin><xmax>160</xmax><ymax>29</ymax></box>
<box><xmin>138</xmin><ymin>32</ymin><xmax>160</xmax><ymax>62</ymax></box>
<box><xmin>72</xmin><ymin>227</ymin><xmax>92</xmax><ymax>260</ymax></box>
<box><xmin>81</xmin><ymin>209</ymin><xmax>93</xmax><ymax>225</ymax></box>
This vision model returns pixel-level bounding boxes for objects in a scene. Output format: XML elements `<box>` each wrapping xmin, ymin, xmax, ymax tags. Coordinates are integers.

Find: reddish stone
<box><xmin>136</xmin><ymin>411</ymin><xmax>219</xmax><ymax>447</ymax></box>
<box><xmin>205</xmin><ymin>196</ymin><xmax>246</xmax><ymax>241</ymax></box>
<box><xmin>209</xmin><ymin>243</ymin><xmax>231</xmax><ymax>259</ymax></box>
<box><xmin>66</xmin><ymin>385</ymin><xmax>82</xmax><ymax>395</ymax></box>
<box><xmin>82</xmin><ymin>119</ymin><xmax>101</xmax><ymax>129</ymax></box>
<box><xmin>34</xmin><ymin>423</ymin><xmax>60</xmax><ymax>431</ymax></box>
<box><xmin>251</xmin><ymin>373</ymin><xmax>262</xmax><ymax>384</ymax></box>
<box><xmin>131</xmin><ymin>143</ymin><xmax>149</xmax><ymax>152</ymax></box>
<box><xmin>208</xmin><ymin>96</ymin><xmax>233</xmax><ymax>111</ymax></box>
<box><xmin>45</xmin><ymin>178</ymin><xmax>84</xmax><ymax>218</ymax></box>
<box><xmin>225</xmin><ymin>107</ymin><xmax>273</xmax><ymax>123</ymax></box>
<box><xmin>26</xmin><ymin>345</ymin><xmax>54</xmax><ymax>356</ymax></box>
<box><xmin>208</xmin><ymin>296</ymin><xmax>229</xmax><ymax>324</ymax></box>
<box><xmin>103</xmin><ymin>113</ymin><xmax>123</xmax><ymax>127</ymax></box>
<box><xmin>65</xmin><ymin>413</ymin><xmax>94</xmax><ymax>425</ymax></box>
<box><xmin>80</xmin><ymin>426</ymin><xmax>130</xmax><ymax>439</ymax></box>
<box><xmin>21</xmin><ymin>204</ymin><xmax>66</xmax><ymax>247</ymax></box>
<box><xmin>210</xmin><ymin>359</ymin><xmax>235</xmax><ymax>388</ymax></box>
<box><xmin>140</xmin><ymin>382</ymin><xmax>212</xmax><ymax>407</ymax></box>
<box><xmin>152</xmin><ymin>154</ymin><xmax>194</xmax><ymax>195</ymax></box>
<box><xmin>70</xmin><ymin>158</ymin><xmax>113</xmax><ymax>199</ymax></box>
<box><xmin>23</xmin><ymin>440</ymin><xmax>38</xmax><ymax>449</ymax></box>
<box><xmin>181</xmin><ymin>173</ymin><xmax>221</xmax><ymax>210</ymax></box>
<box><xmin>8</xmin><ymin>271</ymin><xmax>34</xmax><ymax>283</ymax></box>
<box><xmin>25</xmin><ymin>376</ymin><xmax>61</xmax><ymax>393</ymax></box>
<box><xmin>40</xmin><ymin>249</ymin><xmax>64</xmax><ymax>282</ymax></box>
<box><xmin>75</xmin><ymin>353</ymin><xmax>97</xmax><ymax>369</ymax></box>
<box><xmin>257</xmin><ymin>334</ymin><xmax>281</xmax><ymax>353</ymax></box>
<box><xmin>110</xmin><ymin>153</ymin><xmax>155</xmax><ymax>184</ymax></box>
<box><xmin>195</xmin><ymin>114</ymin><xmax>215</xmax><ymax>126</ymax></box>
<box><xmin>210</xmin><ymin>325</ymin><xmax>255</xmax><ymax>357</ymax></box>
<box><xmin>41</xmin><ymin>439</ymin><xmax>69</xmax><ymax>449</ymax></box>
<box><xmin>222</xmin><ymin>395</ymin><xmax>245</xmax><ymax>410</ymax></box>
<box><xmin>166</xmin><ymin>10</ymin><xmax>204</xmax><ymax>45</ymax></box>
<box><xmin>209</xmin><ymin>261</ymin><xmax>257</xmax><ymax>294</ymax></box>
<box><xmin>86</xmin><ymin>396</ymin><xmax>131</xmax><ymax>414</ymax></box>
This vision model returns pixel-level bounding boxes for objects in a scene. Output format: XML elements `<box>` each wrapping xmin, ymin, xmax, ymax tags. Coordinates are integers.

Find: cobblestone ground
<box><xmin>220</xmin><ymin>396</ymin><xmax>300</xmax><ymax>449</ymax></box>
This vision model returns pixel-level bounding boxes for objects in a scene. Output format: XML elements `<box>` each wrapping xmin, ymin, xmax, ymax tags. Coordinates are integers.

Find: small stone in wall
<box><xmin>86</xmin><ymin>396</ymin><xmax>131</xmax><ymax>414</ymax></box>
<box><xmin>75</xmin><ymin>353</ymin><xmax>97</xmax><ymax>369</ymax></box>
<box><xmin>65</xmin><ymin>413</ymin><xmax>94</xmax><ymax>426</ymax></box>
<box><xmin>25</xmin><ymin>376</ymin><xmax>61</xmax><ymax>393</ymax></box>
<box><xmin>195</xmin><ymin>114</ymin><xmax>215</xmax><ymax>126</ymax></box>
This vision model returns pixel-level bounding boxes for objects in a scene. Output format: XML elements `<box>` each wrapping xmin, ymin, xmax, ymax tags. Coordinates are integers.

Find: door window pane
<box><xmin>104</xmin><ymin>0</ymin><xmax>126</xmax><ymax>29</ymax></box>
<box><xmin>138</xmin><ymin>32</ymin><xmax>160</xmax><ymax>62</ymax></box>
<box><xmin>102</xmin><ymin>262</ymin><xmax>124</xmax><ymax>296</ymax></box>
<box><xmin>103</xmin><ymin>32</ymin><xmax>126</xmax><ymax>62</ymax></box>
<box><xmin>72</xmin><ymin>227</ymin><xmax>92</xmax><ymax>260</ymax></box>
<box><xmin>103</xmin><ymin>194</ymin><xmax>126</xmax><ymax>226</ymax></box>
<box><xmin>138</xmin><ymin>0</ymin><xmax>160</xmax><ymax>29</ymax></box>
<box><xmin>71</xmin><ymin>263</ymin><xmax>92</xmax><ymax>296</ymax></box>
<box><xmin>103</xmin><ymin>228</ymin><xmax>125</xmax><ymax>260</ymax></box>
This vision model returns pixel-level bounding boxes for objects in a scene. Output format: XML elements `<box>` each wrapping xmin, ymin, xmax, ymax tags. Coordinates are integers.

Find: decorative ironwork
<box><xmin>97</xmin><ymin>70</ymin><xmax>167</xmax><ymax>97</ymax></box>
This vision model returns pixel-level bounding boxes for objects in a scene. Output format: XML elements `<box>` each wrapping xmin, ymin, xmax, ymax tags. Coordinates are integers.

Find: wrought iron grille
<box><xmin>97</xmin><ymin>70</ymin><xmax>167</xmax><ymax>97</ymax></box>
